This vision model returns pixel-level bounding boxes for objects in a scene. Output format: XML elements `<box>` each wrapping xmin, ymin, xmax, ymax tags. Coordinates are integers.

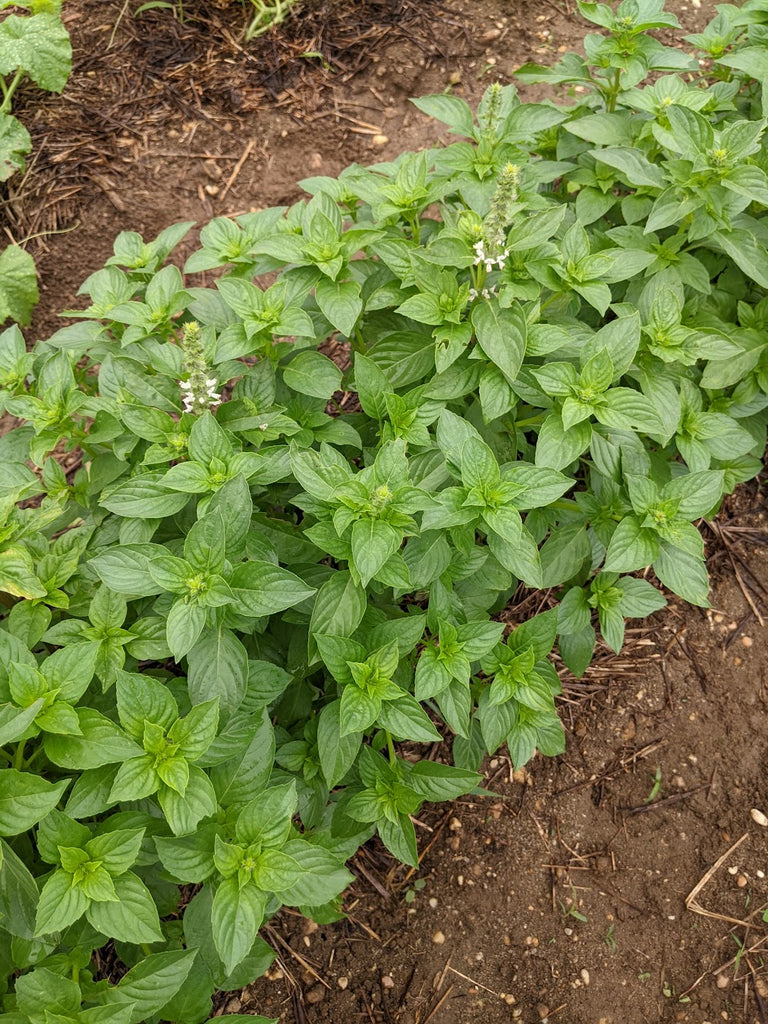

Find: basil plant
<box><xmin>1</xmin><ymin>0</ymin><xmax>768</xmax><ymax>1019</ymax></box>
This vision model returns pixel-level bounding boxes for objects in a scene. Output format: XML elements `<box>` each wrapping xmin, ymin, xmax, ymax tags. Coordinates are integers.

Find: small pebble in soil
<box><xmin>751</xmin><ymin>808</ymin><xmax>768</xmax><ymax>827</ymax></box>
<box><xmin>537</xmin><ymin>1004</ymin><xmax>550</xmax><ymax>1020</ymax></box>
<box><xmin>382</xmin><ymin>975</ymin><xmax>395</xmax><ymax>989</ymax></box>
<box><xmin>429</xmin><ymin>897</ymin><xmax>438</xmax><ymax>908</ymax></box>
<box><xmin>500</xmin><ymin>993</ymin><xmax>516</xmax><ymax>1005</ymax></box>
<box><xmin>757</xmin><ymin>870</ymin><xmax>765</xmax><ymax>879</ymax></box>
<box><xmin>305</xmin><ymin>985</ymin><xmax>325</xmax><ymax>1004</ymax></box>
<box><xmin>580</xmin><ymin>968</ymin><xmax>590</xmax><ymax>986</ymax></box>
<box><xmin>337</xmin><ymin>977</ymin><xmax>349</xmax><ymax>990</ymax></box>
<box><xmin>371</xmin><ymin>134</ymin><xmax>389</xmax><ymax>147</ymax></box>
<box><xmin>741</xmin><ymin>635</ymin><xmax>753</xmax><ymax>647</ymax></box>
<box><xmin>432</xmin><ymin>930</ymin><xmax>446</xmax><ymax>945</ymax></box>
<box><xmin>449</xmin><ymin>817</ymin><xmax>462</xmax><ymax>831</ymax></box>
<box><xmin>737</xmin><ymin>874</ymin><xmax>748</xmax><ymax>887</ymax></box>
<box><xmin>716</xmin><ymin>974</ymin><xmax>730</xmax><ymax>989</ymax></box>
<box><xmin>727</xmin><ymin>866</ymin><xmax>738</xmax><ymax>875</ymax></box>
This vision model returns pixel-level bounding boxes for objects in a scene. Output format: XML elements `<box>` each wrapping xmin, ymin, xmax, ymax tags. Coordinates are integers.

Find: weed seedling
<box><xmin>558</xmin><ymin>885</ymin><xmax>588</xmax><ymax>925</ymax></box>
<box><xmin>243</xmin><ymin>0</ymin><xmax>300</xmax><ymax>40</ymax></box>
<box><xmin>645</xmin><ymin>767</ymin><xmax>663</xmax><ymax>804</ymax></box>
<box><xmin>404</xmin><ymin>878</ymin><xmax>427</xmax><ymax>905</ymax></box>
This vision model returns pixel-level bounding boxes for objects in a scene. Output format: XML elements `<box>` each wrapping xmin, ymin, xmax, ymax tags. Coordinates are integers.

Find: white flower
<box><xmin>178</xmin><ymin>377</ymin><xmax>220</xmax><ymax>412</ymax></box>
<box><xmin>469</xmin><ymin>285</ymin><xmax>499</xmax><ymax>302</ymax></box>
<box><xmin>473</xmin><ymin>239</ymin><xmax>509</xmax><ymax>271</ymax></box>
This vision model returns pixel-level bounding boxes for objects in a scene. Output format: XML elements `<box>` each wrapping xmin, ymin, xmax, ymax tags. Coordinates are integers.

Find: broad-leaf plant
<box><xmin>0</xmin><ymin>0</ymin><xmax>72</xmax><ymax>324</ymax></box>
<box><xmin>1</xmin><ymin>0</ymin><xmax>768</xmax><ymax>1018</ymax></box>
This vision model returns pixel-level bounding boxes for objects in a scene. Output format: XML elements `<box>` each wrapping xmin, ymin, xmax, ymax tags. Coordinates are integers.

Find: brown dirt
<box><xmin>6</xmin><ymin>0</ymin><xmax>767</xmax><ymax>1022</ymax></box>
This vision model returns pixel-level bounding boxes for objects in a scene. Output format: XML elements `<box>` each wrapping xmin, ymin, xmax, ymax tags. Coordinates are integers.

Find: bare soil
<box><xmin>5</xmin><ymin>0</ymin><xmax>768</xmax><ymax>1021</ymax></box>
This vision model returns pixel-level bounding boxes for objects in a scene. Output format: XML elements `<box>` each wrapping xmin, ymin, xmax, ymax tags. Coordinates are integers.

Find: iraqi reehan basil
<box><xmin>1</xmin><ymin>0</ymin><xmax>768</xmax><ymax>1019</ymax></box>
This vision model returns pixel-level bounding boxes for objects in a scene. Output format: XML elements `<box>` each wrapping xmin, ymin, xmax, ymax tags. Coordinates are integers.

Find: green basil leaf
<box><xmin>0</xmin><ymin>772</ymin><xmax>69</xmax><ymax>837</ymax></box>
<box><xmin>229</xmin><ymin>561</ymin><xmax>315</xmax><ymax>617</ymax></box>
<box><xmin>100</xmin><ymin>473</ymin><xmax>190</xmax><ymax>518</ymax></box>
<box><xmin>283</xmin><ymin>350</ymin><xmax>343</xmax><ymax>399</ymax></box>
<box><xmin>106</xmin><ymin>949</ymin><xmax>198</xmax><ymax>1024</ymax></box>
<box><xmin>187</xmin><ymin>627</ymin><xmax>248</xmax><ymax>717</ymax></box>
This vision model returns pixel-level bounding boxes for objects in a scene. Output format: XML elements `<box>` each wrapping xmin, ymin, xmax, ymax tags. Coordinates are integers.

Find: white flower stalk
<box><xmin>473</xmin><ymin>162</ymin><xmax>520</xmax><ymax>274</ymax></box>
<box><xmin>178</xmin><ymin>322</ymin><xmax>221</xmax><ymax>414</ymax></box>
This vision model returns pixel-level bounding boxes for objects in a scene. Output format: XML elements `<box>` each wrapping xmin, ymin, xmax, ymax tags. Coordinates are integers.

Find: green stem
<box><xmin>385</xmin><ymin>731</ymin><xmax>396</xmax><ymax>765</ymax></box>
<box><xmin>352</xmin><ymin>327</ymin><xmax>367</xmax><ymax>354</ymax></box>
<box><xmin>472</xmin><ymin>263</ymin><xmax>487</xmax><ymax>292</ymax></box>
<box><xmin>407</xmin><ymin>216</ymin><xmax>421</xmax><ymax>245</ymax></box>
<box><xmin>141</xmin><ymin>943</ymin><xmax>153</xmax><ymax>957</ymax></box>
<box><xmin>0</xmin><ymin>70</ymin><xmax>24</xmax><ymax>115</ymax></box>
<box><xmin>24</xmin><ymin>745</ymin><xmax>44</xmax><ymax>769</ymax></box>
<box><xmin>13</xmin><ymin>739</ymin><xmax>26</xmax><ymax>771</ymax></box>
<box><xmin>71</xmin><ymin>964</ymin><xmax>80</xmax><ymax>985</ymax></box>
<box><xmin>550</xmin><ymin>498</ymin><xmax>582</xmax><ymax>514</ymax></box>
<box><xmin>606</xmin><ymin>68</ymin><xmax>621</xmax><ymax>113</ymax></box>
<box><xmin>539</xmin><ymin>292</ymin><xmax>561</xmax><ymax>314</ymax></box>
<box><xmin>515</xmin><ymin>414</ymin><xmax>547</xmax><ymax>429</ymax></box>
